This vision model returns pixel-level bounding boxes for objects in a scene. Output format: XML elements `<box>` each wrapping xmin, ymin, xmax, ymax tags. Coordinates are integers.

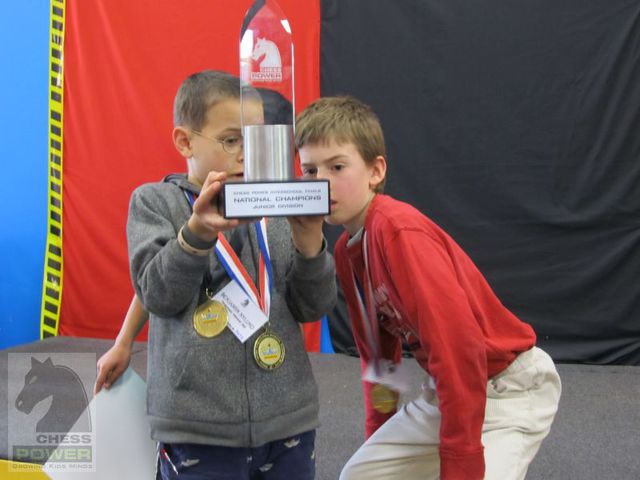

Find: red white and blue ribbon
<box><xmin>254</xmin><ymin>218</ymin><xmax>272</xmax><ymax>314</ymax></box>
<box><xmin>184</xmin><ymin>190</ymin><xmax>272</xmax><ymax>316</ymax></box>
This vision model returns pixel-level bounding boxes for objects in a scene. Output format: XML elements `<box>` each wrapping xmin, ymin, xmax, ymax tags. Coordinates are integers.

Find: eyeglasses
<box><xmin>191</xmin><ymin>129</ymin><xmax>243</xmax><ymax>155</ymax></box>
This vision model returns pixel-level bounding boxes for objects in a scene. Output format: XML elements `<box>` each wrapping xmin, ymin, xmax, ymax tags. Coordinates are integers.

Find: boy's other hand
<box><xmin>288</xmin><ymin>215</ymin><xmax>324</xmax><ymax>258</ymax></box>
<box><xmin>94</xmin><ymin>342</ymin><xmax>132</xmax><ymax>395</ymax></box>
<box><xmin>188</xmin><ymin>170</ymin><xmax>244</xmax><ymax>241</ymax></box>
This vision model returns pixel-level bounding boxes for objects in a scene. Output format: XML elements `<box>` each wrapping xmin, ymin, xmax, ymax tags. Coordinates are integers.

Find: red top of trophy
<box><xmin>240</xmin><ymin>0</ymin><xmax>294</xmax><ymax>104</ymax></box>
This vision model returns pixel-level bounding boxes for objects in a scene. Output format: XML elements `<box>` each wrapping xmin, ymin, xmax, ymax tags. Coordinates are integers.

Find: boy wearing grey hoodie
<box><xmin>126</xmin><ymin>70</ymin><xmax>336</xmax><ymax>479</ymax></box>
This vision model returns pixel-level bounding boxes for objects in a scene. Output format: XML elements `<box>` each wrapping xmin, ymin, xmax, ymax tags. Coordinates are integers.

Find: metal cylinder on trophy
<box><xmin>222</xmin><ymin>0</ymin><xmax>330</xmax><ymax>218</ymax></box>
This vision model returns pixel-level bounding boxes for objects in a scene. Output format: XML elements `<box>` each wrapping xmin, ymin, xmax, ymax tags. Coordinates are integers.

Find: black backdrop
<box><xmin>319</xmin><ymin>0</ymin><xmax>640</xmax><ymax>364</ymax></box>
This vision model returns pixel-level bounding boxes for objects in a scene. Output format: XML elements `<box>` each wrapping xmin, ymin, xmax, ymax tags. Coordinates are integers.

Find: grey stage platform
<box><xmin>1</xmin><ymin>337</ymin><xmax>639</xmax><ymax>479</ymax></box>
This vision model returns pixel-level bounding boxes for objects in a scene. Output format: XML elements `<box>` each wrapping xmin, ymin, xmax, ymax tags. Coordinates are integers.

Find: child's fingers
<box><xmin>238</xmin><ymin>217</ymin><xmax>261</xmax><ymax>225</ymax></box>
<box><xmin>110</xmin><ymin>363</ymin><xmax>128</xmax><ymax>383</ymax></box>
<box><xmin>202</xmin><ymin>170</ymin><xmax>226</xmax><ymax>190</ymax></box>
<box><xmin>93</xmin><ymin>365</ymin><xmax>110</xmax><ymax>395</ymax></box>
<box><xmin>196</xmin><ymin>179</ymin><xmax>225</xmax><ymax>214</ymax></box>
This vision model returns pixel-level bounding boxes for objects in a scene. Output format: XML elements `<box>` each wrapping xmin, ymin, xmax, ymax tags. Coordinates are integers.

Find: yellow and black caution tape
<box><xmin>40</xmin><ymin>0</ymin><xmax>65</xmax><ymax>339</ymax></box>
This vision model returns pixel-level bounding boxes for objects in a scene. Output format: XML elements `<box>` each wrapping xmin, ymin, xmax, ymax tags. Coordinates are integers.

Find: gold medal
<box><xmin>253</xmin><ymin>331</ymin><xmax>285</xmax><ymax>370</ymax></box>
<box><xmin>371</xmin><ymin>384</ymin><xmax>398</xmax><ymax>414</ymax></box>
<box><xmin>192</xmin><ymin>299</ymin><xmax>228</xmax><ymax>338</ymax></box>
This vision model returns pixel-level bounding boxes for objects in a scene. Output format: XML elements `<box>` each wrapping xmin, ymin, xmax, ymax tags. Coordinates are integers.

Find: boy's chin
<box><xmin>226</xmin><ymin>175</ymin><xmax>245</xmax><ymax>183</ymax></box>
<box><xmin>324</xmin><ymin>215</ymin><xmax>341</xmax><ymax>226</ymax></box>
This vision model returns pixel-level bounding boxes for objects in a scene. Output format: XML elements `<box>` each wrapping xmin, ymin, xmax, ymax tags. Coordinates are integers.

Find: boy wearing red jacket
<box><xmin>295</xmin><ymin>96</ymin><xmax>561</xmax><ymax>480</ymax></box>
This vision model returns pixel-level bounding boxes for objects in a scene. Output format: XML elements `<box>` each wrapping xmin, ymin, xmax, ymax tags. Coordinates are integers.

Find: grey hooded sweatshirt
<box><xmin>127</xmin><ymin>174</ymin><xmax>336</xmax><ymax>447</ymax></box>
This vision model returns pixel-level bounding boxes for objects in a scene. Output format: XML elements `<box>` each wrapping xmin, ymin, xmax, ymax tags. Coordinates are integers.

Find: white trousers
<box><xmin>340</xmin><ymin>347</ymin><xmax>561</xmax><ymax>480</ymax></box>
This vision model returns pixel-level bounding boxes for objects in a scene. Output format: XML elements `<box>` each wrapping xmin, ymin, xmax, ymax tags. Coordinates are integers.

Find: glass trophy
<box><xmin>222</xmin><ymin>0</ymin><xmax>330</xmax><ymax>218</ymax></box>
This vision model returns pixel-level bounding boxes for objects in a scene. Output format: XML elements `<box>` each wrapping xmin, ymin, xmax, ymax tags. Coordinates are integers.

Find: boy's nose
<box><xmin>315</xmin><ymin>167</ymin><xmax>328</xmax><ymax>180</ymax></box>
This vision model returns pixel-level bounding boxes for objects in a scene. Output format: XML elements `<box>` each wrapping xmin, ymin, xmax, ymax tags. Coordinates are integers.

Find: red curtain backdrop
<box><xmin>61</xmin><ymin>0</ymin><xmax>322</xmax><ymax>348</ymax></box>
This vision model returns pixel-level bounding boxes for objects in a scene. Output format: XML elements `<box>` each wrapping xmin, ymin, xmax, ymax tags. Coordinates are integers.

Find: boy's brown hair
<box><xmin>295</xmin><ymin>96</ymin><xmax>386</xmax><ymax>192</ymax></box>
<box><xmin>173</xmin><ymin>70</ymin><xmax>261</xmax><ymax>130</ymax></box>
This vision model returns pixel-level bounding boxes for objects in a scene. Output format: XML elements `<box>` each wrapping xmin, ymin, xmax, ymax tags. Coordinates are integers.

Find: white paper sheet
<box><xmin>43</xmin><ymin>368</ymin><xmax>156</xmax><ymax>479</ymax></box>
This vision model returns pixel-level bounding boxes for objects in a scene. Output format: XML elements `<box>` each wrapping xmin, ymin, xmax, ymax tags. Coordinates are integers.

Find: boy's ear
<box><xmin>173</xmin><ymin>126</ymin><xmax>193</xmax><ymax>158</ymax></box>
<box><xmin>369</xmin><ymin>155</ymin><xmax>387</xmax><ymax>190</ymax></box>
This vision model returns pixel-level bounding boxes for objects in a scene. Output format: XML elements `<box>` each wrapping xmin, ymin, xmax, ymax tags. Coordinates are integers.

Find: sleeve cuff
<box><xmin>294</xmin><ymin>237</ymin><xmax>327</xmax><ymax>259</ymax></box>
<box><xmin>439</xmin><ymin>448</ymin><xmax>485</xmax><ymax>480</ymax></box>
<box><xmin>181</xmin><ymin>222</ymin><xmax>218</xmax><ymax>249</ymax></box>
<box><xmin>177</xmin><ymin>223</ymin><xmax>217</xmax><ymax>256</ymax></box>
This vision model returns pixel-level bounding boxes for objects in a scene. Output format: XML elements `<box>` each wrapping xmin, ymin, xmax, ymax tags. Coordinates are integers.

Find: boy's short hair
<box><xmin>295</xmin><ymin>96</ymin><xmax>387</xmax><ymax>192</ymax></box>
<box><xmin>173</xmin><ymin>70</ymin><xmax>260</xmax><ymax>129</ymax></box>
<box><xmin>258</xmin><ymin>88</ymin><xmax>293</xmax><ymax>125</ymax></box>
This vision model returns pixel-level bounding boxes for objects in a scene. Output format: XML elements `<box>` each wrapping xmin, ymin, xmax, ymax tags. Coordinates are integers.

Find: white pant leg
<box><xmin>341</xmin><ymin>347</ymin><xmax>561</xmax><ymax>480</ymax></box>
<box><xmin>340</xmin><ymin>378</ymin><xmax>442</xmax><ymax>480</ymax></box>
<box><xmin>483</xmin><ymin>347</ymin><xmax>562</xmax><ymax>480</ymax></box>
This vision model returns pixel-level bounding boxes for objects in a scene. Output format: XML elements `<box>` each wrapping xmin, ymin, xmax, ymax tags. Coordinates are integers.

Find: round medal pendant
<box><xmin>192</xmin><ymin>300</ymin><xmax>228</xmax><ymax>338</ymax></box>
<box><xmin>371</xmin><ymin>384</ymin><xmax>399</xmax><ymax>414</ymax></box>
<box><xmin>253</xmin><ymin>332</ymin><xmax>285</xmax><ymax>370</ymax></box>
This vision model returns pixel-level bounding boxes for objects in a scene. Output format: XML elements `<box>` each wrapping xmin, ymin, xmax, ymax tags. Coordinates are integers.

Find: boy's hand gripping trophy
<box><xmin>221</xmin><ymin>0</ymin><xmax>330</xmax><ymax>218</ymax></box>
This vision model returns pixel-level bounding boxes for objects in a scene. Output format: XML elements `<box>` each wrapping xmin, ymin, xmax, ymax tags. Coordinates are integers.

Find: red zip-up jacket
<box><xmin>335</xmin><ymin>194</ymin><xmax>536</xmax><ymax>480</ymax></box>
